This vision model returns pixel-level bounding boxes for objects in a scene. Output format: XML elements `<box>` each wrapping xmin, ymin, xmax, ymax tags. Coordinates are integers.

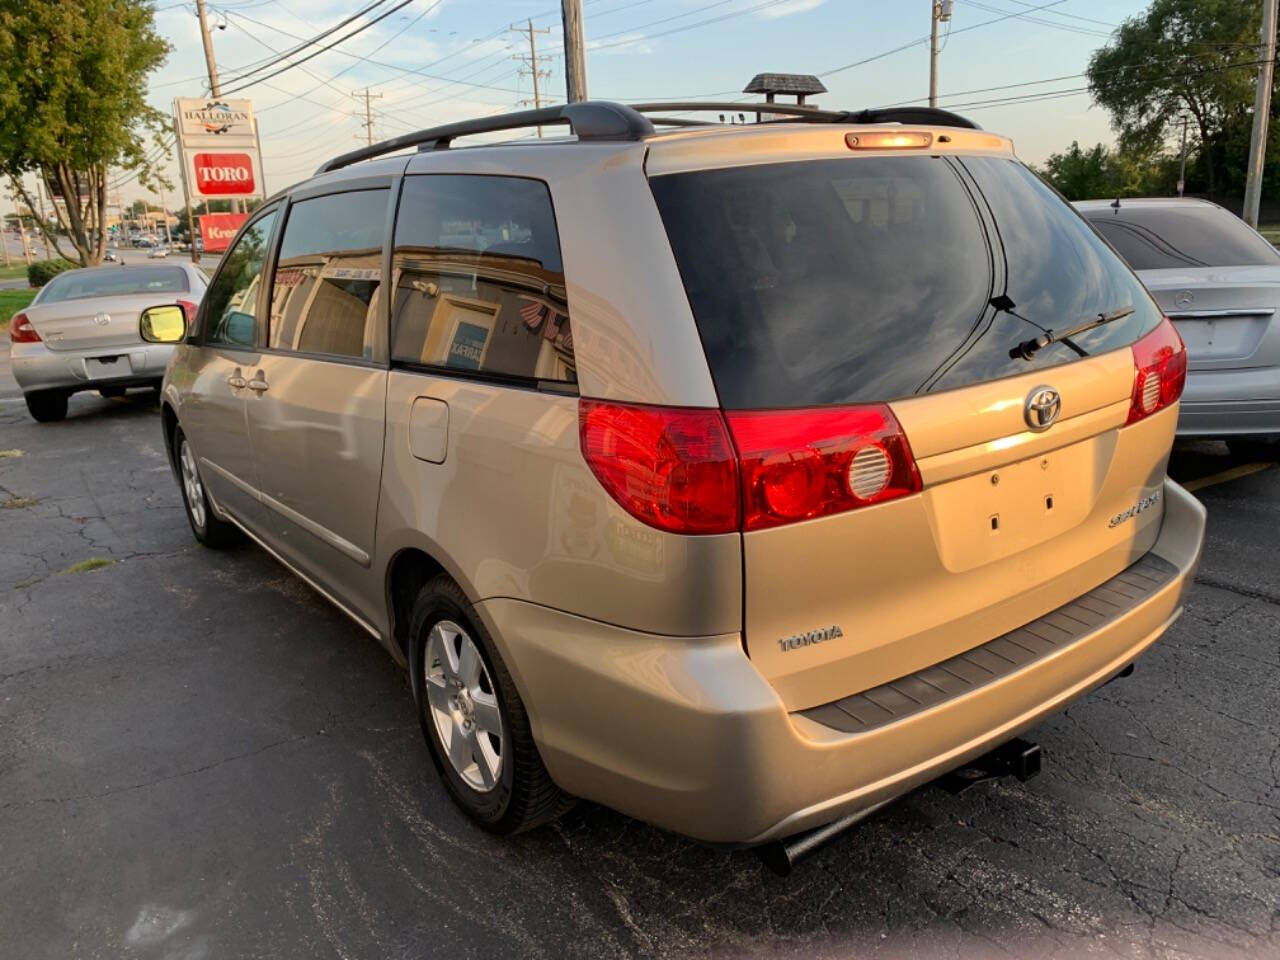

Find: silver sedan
<box><xmin>1076</xmin><ymin>198</ymin><xmax>1280</xmax><ymax>459</ymax></box>
<box><xmin>9</xmin><ymin>262</ymin><xmax>207</xmax><ymax>422</ymax></box>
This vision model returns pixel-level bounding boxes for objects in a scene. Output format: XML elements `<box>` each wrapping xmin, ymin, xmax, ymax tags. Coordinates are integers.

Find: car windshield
<box><xmin>1082</xmin><ymin>205</ymin><xmax>1280</xmax><ymax>271</ymax></box>
<box><xmin>37</xmin><ymin>267</ymin><xmax>190</xmax><ymax>304</ymax></box>
<box><xmin>649</xmin><ymin>154</ymin><xmax>1161</xmax><ymax>409</ymax></box>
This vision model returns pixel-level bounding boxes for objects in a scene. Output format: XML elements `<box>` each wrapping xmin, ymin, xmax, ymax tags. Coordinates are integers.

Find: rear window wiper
<box><xmin>1010</xmin><ymin>305</ymin><xmax>1134</xmax><ymax>360</ymax></box>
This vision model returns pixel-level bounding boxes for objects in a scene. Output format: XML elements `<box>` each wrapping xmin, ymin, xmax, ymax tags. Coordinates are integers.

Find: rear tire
<box><xmin>174</xmin><ymin>428</ymin><xmax>239</xmax><ymax>548</ymax></box>
<box><xmin>1228</xmin><ymin>436</ymin><xmax>1279</xmax><ymax>462</ymax></box>
<box><xmin>408</xmin><ymin>574</ymin><xmax>573</xmax><ymax>834</ymax></box>
<box><xmin>24</xmin><ymin>390</ymin><xmax>68</xmax><ymax>423</ymax></box>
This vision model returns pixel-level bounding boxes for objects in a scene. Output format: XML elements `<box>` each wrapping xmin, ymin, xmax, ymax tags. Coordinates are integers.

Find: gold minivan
<box><xmin>140</xmin><ymin>102</ymin><xmax>1206</xmax><ymax>847</ymax></box>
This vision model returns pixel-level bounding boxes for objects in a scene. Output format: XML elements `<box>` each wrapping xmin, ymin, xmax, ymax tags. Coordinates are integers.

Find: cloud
<box><xmin>759</xmin><ymin>0</ymin><xmax>827</xmax><ymax>19</ymax></box>
<box><xmin>586</xmin><ymin>33</ymin><xmax>655</xmax><ymax>56</ymax></box>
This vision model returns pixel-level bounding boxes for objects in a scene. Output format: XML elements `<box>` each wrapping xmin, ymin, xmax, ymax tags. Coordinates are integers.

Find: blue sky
<box><xmin>120</xmin><ymin>0</ymin><xmax>1149</xmax><ymax>204</ymax></box>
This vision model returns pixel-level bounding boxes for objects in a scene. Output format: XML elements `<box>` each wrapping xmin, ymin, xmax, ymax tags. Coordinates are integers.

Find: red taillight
<box><xmin>579</xmin><ymin>399</ymin><xmax>740</xmax><ymax>534</ymax></box>
<box><xmin>578</xmin><ymin>399</ymin><xmax>921</xmax><ymax>535</ymax></box>
<box><xmin>8</xmin><ymin>312</ymin><xmax>40</xmax><ymax>344</ymax></box>
<box><xmin>177</xmin><ymin>299</ymin><xmax>198</xmax><ymax>331</ymax></box>
<box><xmin>726</xmin><ymin>405</ymin><xmax>921</xmax><ymax>531</ymax></box>
<box><xmin>1126</xmin><ymin>317</ymin><xmax>1187</xmax><ymax>425</ymax></box>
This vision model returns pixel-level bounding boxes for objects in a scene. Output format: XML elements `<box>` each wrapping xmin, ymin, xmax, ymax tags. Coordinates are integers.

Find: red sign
<box><xmin>198</xmin><ymin>212</ymin><xmax>249</xmax><ymax>253</ymax></box>
<box><xmin>192</xmin><ymin>152</ymin><xmax>256</xmax><ymax>195</ymax></box>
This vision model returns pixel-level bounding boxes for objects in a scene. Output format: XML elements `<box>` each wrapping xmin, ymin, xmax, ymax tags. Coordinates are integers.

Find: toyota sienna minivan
<box><xmin>138</xmin><ymin>101</ymin><xmax>1206</xmax><ymax>847</ymax></box>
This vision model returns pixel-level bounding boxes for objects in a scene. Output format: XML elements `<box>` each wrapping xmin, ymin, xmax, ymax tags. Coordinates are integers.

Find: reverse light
<box><xmin>1126</xmin><ymin>317</ymin><xmax>1186</xmax><ymax>425</ymax></box>
<box><xmin>845</xmin><ymin>131</ymin><xmax>933</xmax><ymax>150</ymax></box>
<box><xmin>726</xmin><ymin>405</ymin><xmax>921</xmax><ymax>531</ymax></box>
<box><xmin>8</xmin><ymin>312</ymin><xmax>40</xmax><ymax>344</ymax></box>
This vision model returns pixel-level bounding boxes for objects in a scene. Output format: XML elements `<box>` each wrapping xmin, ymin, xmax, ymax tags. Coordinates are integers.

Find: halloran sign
<box><xmin>176</xmin><ymin>98</ymin><xmax>257</xmax><ymax>145</ymax></box>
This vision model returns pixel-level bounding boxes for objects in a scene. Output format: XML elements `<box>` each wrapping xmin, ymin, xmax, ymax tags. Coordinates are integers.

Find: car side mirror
<box><xmin>139</xmin><ymin>305</ymin><xmax>186</xmax><ymax>344</ymax></box>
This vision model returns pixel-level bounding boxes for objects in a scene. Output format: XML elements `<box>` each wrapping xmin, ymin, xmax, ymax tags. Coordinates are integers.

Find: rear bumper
<box><xmin>10</xmin><ymin>340</ymin><xmax>172</xmax><ymax>393</ymax></box>
<box><xmin>479</xmin><ymin>478</ymin><xmax>1206</xmax><ymax>844</ymax></box>
<box><xmin>1176</xmin><ymin>368</ymin><xmax>1280</xmax><ymax>436</ymax></box>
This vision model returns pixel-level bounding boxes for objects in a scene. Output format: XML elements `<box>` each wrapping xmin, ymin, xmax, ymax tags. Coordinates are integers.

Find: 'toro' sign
<box><xmin>191</xmin><ymin>152</ymin><xmax>257</xmax><ymax>197</ymax></box>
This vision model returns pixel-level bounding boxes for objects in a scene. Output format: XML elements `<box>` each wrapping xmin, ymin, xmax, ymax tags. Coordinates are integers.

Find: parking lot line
<box><xmin>1182</xmin><ymin>461</ymin><xmax>1276</xmax><ymax>492</ymax></box>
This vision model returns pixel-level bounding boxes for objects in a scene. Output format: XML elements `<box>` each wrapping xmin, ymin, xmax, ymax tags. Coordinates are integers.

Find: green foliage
<box><xmin>1086</xmin><ymin>0</ymin><xmax>1266</xmax><ymax>197</ymax></box>
<box><xmin>27</xmin><ymin>258</ymin><xmax>77</xmax><ymax>288</ymax></box>
<box><xmin>1038</xmin><ymin>141</ymin><xmax>1181</xmax><ymax>201</ymax></box>
<box><xmin>0</xmin><ymin>0</ymin><xmax>170</xmax><ymax>265</ymax></box>
<box><xmin>0</xmin><ymin>288</ymin><xmax>35</xmax><ymax>328</ymax></box>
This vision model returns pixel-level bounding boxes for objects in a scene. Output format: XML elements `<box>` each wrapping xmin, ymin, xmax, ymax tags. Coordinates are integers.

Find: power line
<box><xmin>219</xmin><ymin>0</ymin><xmax>415</xmax><ymax>95</ymax></box>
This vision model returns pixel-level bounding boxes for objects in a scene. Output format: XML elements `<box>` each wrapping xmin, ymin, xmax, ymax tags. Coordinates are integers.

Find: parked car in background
<box><xmin>1076</xmin><ymin>198</ymin><xmax>1280</xmax><ymax>459</ymax></box>
<box><xmin>9</xmin><ymin>263</ymin><xmax>206</xmax><ymax>422</ymax></box>
<box><xmin>138</xmin><ymin>101</ymin><xmax>1204</xmax><ymax>848</ymax></box>
<box><xmin>148</xmin><ymin>245</ymin><xmax>170</xmax><ymax>259</ymax></box>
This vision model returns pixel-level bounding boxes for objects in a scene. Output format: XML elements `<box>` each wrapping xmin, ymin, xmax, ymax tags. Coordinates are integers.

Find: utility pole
<box><xmin>561</xmin><ymin>0</ymin><xmax>587</xmax><ymax>103</ymax></box>
<box><xmin>1243</xmin><ymin>0</ymin><xmax>1278</xmax><ymax>228</ymax></box>
<box><xmin>194</xmin><ymin>0</ymin><xmax>238</xmax><ymax>214</ymax></box>
<box><xmin>929</xmin><ymin>0</ymin><xmax>953</xmax><ymax>108</ymax></box>
<box><xmin>1177</xmin><ymin>113</ymin><xmax>1189</xmax><ymax>198</ymax></box>
<box><xmin>352</xmin><ymin>88</ymin><xmax>383</xmax><ymax>146</ymax></box>
<box><xmin>512</xmin><ymin>19</ymin><xmax>552</xmax><ymax>136</ymax></box>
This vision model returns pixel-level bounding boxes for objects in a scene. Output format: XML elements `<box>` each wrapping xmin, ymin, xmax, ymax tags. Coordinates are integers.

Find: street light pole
<box><xmin>1244</xmin><ymin>0</ymin><xmax>1278</xmax><ymax>228</ymax></box>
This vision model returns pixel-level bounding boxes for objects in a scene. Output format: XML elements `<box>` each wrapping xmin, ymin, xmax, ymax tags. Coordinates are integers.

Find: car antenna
<box><xmin>1110</xmin><ymin>196</ymin><xmax>1121</xmax><ymax>209</ymax></box>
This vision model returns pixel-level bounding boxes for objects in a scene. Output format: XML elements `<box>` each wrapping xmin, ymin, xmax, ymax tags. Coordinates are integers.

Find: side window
<box><xmin>390</xmin><ymin>175</ymin><xmax>575</xmax><ymax>384</ymax></box>
<box><xmin>202</xmin><ymin>208</ymin><xmax>277</xmax><ymax>348</ymax></box>
<box><xmin>269</xmin><ymin>189</ymin><xmax>389</xmax><ymax>361</ymax></box>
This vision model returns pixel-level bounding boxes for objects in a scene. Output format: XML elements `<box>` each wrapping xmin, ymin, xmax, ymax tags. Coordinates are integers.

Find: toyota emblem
<box><xmin>1024</xmin><ymin>385</ymin><xmax>1061</xmax><ymax>432</ymax></box>
<box><xmin>92</xmin><ymin>312</ymin><xmax>111</xmax><ymax>326</ymax></box>
<box><xmin>1174</xmin><ymin>290</ymin><xmax>1195</xmax><ymax>308</ymax></box>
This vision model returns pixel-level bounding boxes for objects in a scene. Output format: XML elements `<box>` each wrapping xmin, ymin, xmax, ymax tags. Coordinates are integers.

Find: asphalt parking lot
<box><xmin>1</xmin><ymin>350</ymin><xmax>1277</xmax><ymax>960</ymax></box>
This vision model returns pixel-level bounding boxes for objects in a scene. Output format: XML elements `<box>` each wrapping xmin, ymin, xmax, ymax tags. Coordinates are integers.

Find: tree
<box><xmin>1087</xmin><ymin>0</ymin><xmax>1263</xmax><ymax>199</ymax></box>
<box><xmin>1041</xmin><ymin>142</ymin><xmax>1113</xmax><ymax>200</ymax></box>
<box><xmin>0</xmin><ymin>0</ymin><xmax>170</xmax><ymax>265</ymax></box>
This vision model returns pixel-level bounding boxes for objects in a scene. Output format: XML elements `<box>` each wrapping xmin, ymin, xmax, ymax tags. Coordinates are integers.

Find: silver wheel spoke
<box><xmin>471</xmin><ymin>691</ymin><xmax>501</xmax><ymax>736</ymax></box>
<box><xmin>424</xmin><ymin>675</ymin><xmax>451</xmax><ymax>716</ymax></box>
<box><xmin>446</xmin><ymin>725</ymin><xmax>472</xmax><ymax>773</ymax></box>
<box><xmin>436</xmin><ymin>624</ymin><xmax>461</xmax><ymax>681</ymax></box>
<box><xmin>457</xmin><ymin>638</ymin><xmax>481</xmax><ymax>689</ymax></box>
<box><xmin>473</xmin><ymin>733</ymin><xmax>499</xmax><ymax>789</ymax></box>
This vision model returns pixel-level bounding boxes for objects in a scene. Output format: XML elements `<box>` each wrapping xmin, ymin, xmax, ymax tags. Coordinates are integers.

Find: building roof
<box><xmin>742</xmin><ymin>73</ymin><xmax>828</xmax><ymax>96</ymax></box>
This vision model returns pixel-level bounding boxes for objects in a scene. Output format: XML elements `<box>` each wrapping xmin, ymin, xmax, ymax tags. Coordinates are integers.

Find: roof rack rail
<box><xmin>315</xmin><ymin>101</ymin><xmax>655</xmax><ymax>175</ymax></box>
<box><xmin>629</xmin><ymin>101</ymin><xmax>980</xmax><ymax>130</ymax></box>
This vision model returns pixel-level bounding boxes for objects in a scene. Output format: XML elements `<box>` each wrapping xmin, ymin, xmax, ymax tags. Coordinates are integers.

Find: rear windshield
<box><xmin>650</xmin><ymin>155</ymin><xmax>1162</xmax><ymax>409</ymax></box>
<box><xmin>38</xmin><ymin>267</ymin><xmax>190</xmax><ymax>304</ymax></box>
<box><xmin>1081</xmin><ymin>205</ymin><xmax>1280</xmax><ymax>271</ymax></box>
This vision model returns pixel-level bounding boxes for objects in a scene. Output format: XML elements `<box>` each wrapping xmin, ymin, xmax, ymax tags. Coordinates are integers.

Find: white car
<box><xmin>8</xmin><ymin>262</ymin><xmax>206</xmax><ymax>421</ymax></box>
<box><xmin>1077</xmin><ymin>198</ymin><xmax>1280</xmax><ymax>458</ymax></box>
<box><xmin>148</xmin><ymin>245</ymin><xmax>170</xmax><ymax>259</ymax></box>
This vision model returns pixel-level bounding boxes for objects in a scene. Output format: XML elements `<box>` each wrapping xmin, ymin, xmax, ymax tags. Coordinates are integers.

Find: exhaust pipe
<box><xmin>757</xmin><ymin>737</ymin><xmax>1044</xmax><ymax>876</ymax></box>
<box><xmin>755</xmin><ymin>799</ymin><xmax>893</xmax><ymax>877</ymax></box>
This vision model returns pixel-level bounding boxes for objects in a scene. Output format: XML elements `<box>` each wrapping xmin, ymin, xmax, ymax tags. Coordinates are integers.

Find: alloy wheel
<box><xmin>423</xmin><ymin>620</ymin><xmax>504</xmax><ymax>792</ymax></box>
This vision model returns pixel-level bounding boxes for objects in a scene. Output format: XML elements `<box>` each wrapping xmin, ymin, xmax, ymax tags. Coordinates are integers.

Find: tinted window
<box><xmin>390</xmin><ymin>175</ymin><xmax>575</xmax><ymax>383</ymax></box>
<box><xmin>39</xmin><ymin>266</ymin><xmax>190</xmax><ymax>304</ymax></box>
<box><xmin>1082</xmin><ymin>205</ymin><xmax>1280</xmax><ymax>270</ymax></box>
<box><xmin>269</xmin><ymin>190</ymin><xmax>388</xmax><ymax>360</ymax></box>
<box><xmin>202</xmin><ymin>208</ymin><xmax>278</xmax><ymax>348</ymax></box>
<box><xmin>650</xmin><ymin>156</ymin><xmax>1161</xmax><ymax>408</ymax></box>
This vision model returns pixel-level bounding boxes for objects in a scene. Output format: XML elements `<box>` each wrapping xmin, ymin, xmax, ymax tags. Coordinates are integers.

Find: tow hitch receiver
<box><xmin>756</xmin><ymin>738</ymin><xmax>1044</xmax><ymax>877</ymax></box>
<box><xmin>938</xmin><ymin>737</ymin><xmax>1042</xmax><ymax>795</ymax></box>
